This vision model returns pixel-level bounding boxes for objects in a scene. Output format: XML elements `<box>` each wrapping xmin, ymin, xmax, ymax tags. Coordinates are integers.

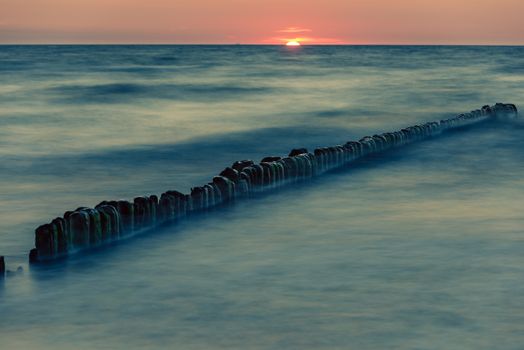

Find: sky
<box><xmin>1</xmin><ymin>0</ymin><xmax>523</xmax><ymax>44</ymax></box>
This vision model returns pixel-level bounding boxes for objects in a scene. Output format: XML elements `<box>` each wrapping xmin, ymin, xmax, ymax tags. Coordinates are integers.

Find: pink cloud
<box><xmin>277</xmin><ymin>27</ymin><xmax>312</xmax><ymax>33</ymax></box>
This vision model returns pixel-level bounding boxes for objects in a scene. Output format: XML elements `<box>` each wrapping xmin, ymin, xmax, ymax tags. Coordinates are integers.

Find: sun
<box><xmin>286</xmin><ymin>40</ymin><xmax>301</xmax><ymax>46</ymax></box>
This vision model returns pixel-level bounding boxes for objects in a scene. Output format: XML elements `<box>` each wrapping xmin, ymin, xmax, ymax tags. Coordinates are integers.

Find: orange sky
<box><xmin>1</xmin><ymin>0</ymin><xmax>523</xmax><ymax>44</ymax></box>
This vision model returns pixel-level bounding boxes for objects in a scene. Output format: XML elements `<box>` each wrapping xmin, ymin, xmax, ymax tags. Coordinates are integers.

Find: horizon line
<box><xmin>1</xmin><ymin>43</ymin><xmax>524</xmax><ymax>46</ymax></box>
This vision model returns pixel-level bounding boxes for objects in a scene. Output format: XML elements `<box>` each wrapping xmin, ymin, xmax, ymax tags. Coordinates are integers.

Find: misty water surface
<box><xmin>0</xmin><ymin>45</ymin><xmax>523</xmax><ymax>349</ymax></box>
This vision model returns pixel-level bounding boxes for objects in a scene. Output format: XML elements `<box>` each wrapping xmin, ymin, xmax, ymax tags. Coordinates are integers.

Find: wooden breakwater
<box><xmin>0</xmin><ymin>256</ymin><xmax>5</xmax><ymax>278</ymax></box>
<box><xmin>28</xmin><ymin>103</ymin><xmax>518</xmax><ymax>263</ymax></box>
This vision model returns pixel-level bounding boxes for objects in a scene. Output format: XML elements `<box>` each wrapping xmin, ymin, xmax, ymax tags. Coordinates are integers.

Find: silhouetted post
<box><xmin>0</xmin><ymin>256</ymin><xmax>5</xmax><ymax>278</ymax></box>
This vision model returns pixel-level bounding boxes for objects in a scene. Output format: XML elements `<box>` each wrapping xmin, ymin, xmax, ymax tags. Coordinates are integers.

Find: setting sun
<box><xmin>286</xmin><ymin>40</ymin><xmax>301</xmax><ymax>46</ymax></box>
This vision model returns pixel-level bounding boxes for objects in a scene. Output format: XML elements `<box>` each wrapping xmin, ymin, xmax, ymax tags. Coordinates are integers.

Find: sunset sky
<box><xmin>1</xmin><ymin>0</ymin><xmax>523</xmax><ymax>44</ymax></box>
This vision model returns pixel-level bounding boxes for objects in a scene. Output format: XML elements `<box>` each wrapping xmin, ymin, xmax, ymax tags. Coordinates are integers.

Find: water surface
<box><xmin>1</xmin><ymin>45</ymin><xmax>523</xmax><ymax>349</ymax></box>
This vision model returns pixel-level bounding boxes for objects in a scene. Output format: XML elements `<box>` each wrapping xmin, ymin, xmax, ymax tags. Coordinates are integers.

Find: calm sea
<box><xmin>1</xmin><ymin>45</ymin><xmax>523</xmax><ymax>349</ymax></box>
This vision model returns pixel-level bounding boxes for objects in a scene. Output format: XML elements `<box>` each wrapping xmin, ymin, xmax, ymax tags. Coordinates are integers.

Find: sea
<box><xmin>0</xmin><ymin>45</ymin><xmax>523</xmax><ymax>349</ymax></box>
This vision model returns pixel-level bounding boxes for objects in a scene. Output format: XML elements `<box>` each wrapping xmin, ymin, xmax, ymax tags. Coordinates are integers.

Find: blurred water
<box><xmin>0</xmin><ymin>45</ymin><xmax>523</xmax><ymax>349</ymax></box>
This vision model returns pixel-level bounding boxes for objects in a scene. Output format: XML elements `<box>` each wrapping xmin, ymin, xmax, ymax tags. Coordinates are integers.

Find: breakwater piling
<box><xmin>28</xmin><ymin>103</ymin><xmax>518</xmax><ymax>263</ymax></box>
<box><xmin>0</xmin><ymin>256</ymin><xmax>5</xmax><ymax>278</ymax></box>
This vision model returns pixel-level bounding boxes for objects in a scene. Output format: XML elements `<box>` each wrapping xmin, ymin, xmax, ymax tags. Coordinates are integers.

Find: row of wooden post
<box><xmin>27</xmin><ymin>103</ymin><xmax>517</xmax><ymax>263</ymax></box>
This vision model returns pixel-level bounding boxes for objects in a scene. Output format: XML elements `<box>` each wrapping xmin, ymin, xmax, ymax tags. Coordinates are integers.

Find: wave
<box><xmin>49</xmin><ymin>82</ymin><xmax>274</xmax><ymax>104</ymax></box>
